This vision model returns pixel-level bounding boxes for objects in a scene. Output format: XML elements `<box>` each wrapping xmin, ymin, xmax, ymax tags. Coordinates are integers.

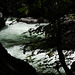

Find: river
<box><xmin>0</xmin><ymin>18</ymin><xmax>75</xmax><ymax>74</ymax></box>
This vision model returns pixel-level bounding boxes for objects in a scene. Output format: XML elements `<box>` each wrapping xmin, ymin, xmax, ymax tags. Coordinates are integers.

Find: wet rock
<box><xmin>0</xmin><ymin>43</ymin><xmax>37</xmax><ymax>75</ymax></box>
<box><xmin>19</xmin><ymin>17</ymin><xmax>49</xmax><ymax>24</ymax></box>
<box><xmin>19</xmin><ymin>17</ymin><xmax>38</xmax><ymax>24</ymax></box>
<box><xmin>19</xmin><ymin>17</ymin><xmax>49</xmax><ymax>23</ymax></box>
<box><xmin>37</xmin><ymin>17</ymin><xmax>49</xmax><ymax>23</ymax></box>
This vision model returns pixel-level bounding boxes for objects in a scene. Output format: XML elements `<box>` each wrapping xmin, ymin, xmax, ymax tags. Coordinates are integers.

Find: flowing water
<box><xmin>0</xmin><ymin>22</ymin><xmax>38</xmax><ymax>58</ymax></box>
<box><xmin>0</xmin><ymin>19</ymin><xmax>74</xmax><ymax>74</ymax></box>
<box><xmin>0</xmin><ymin>20</ymin><xmax>54</xmax><ymax>73</ymax></box>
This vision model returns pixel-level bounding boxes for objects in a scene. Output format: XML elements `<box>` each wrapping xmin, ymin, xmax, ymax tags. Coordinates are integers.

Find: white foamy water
<box><xmin>0</xmin><ymin>22</ymin><xmax>37</xmax><ymax>40</ymax></box>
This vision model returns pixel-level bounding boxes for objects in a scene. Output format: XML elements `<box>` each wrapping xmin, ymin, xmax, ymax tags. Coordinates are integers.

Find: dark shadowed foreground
<box><xmin>71</xmin><ymin>61</ymin><xmax>75</xmax><ymax>75</ymax></box>
<box><xmin>0</xmin><ymin>43</ymin><xmax>37</xmax><ymax>75</ymax></box>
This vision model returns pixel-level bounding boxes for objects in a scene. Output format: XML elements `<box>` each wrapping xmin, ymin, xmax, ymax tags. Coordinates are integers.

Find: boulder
<box><xmin>19</xmin><ymin>17</ymin><xmax>49</xmax><ymax>24</ymax></box>
<box><xmin>19</xmin><ymin>17</ymin><xmax>38</xmax><ymax>24</ymax></box>
<box><xmin>0</xmin><ymin>43</ymin><xmax>37</xmax><ymax>75</ymax></box>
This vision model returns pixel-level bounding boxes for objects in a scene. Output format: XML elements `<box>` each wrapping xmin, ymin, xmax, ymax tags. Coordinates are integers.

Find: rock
<box><xmin>5</xmin><ymin>17</ymin><xmax>17</xmax><ymax>25</ymax></box>
<box><xmin>0</xmin><ymin>43</ymin><xmax>37</xmax><ymax>75</ymax></box>
<box><xmin>19</xmin><ymin>17</ymin><xmax>38</xmax><ymax>24</ymax></box>
<box><xmin>37</xmin><ymin>17</ymin><xmax>49</xmax><ymax>23</ymax></box>
<box><xmin>19</xmin><ymin>17</ymin><xmax>49</xmax><ymax>24</ymax></box>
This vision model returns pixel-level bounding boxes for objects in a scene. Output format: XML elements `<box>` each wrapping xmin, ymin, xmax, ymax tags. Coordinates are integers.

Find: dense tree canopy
<box><xmin>0</xmin><ymin>0</ymin><xmax>26</xmax><ymax>17</ymax></box>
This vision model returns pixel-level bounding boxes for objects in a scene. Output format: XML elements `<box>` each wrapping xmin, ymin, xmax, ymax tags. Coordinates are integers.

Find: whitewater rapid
<box><xmin>0</xmin><ymin>22</ymin><xmax>39</xmax><ymax>59</ymax></box>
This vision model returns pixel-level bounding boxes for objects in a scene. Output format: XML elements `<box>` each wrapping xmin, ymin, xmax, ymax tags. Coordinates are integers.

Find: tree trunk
<box><xmin>57</xmin><ymin>48</ymin><xmax>74</xmax><ymax>75</ymax></box>
<box><xmin>57</xmin><ymin>20</ymin><xmax>74</xmax><ymax>75</ymax></box>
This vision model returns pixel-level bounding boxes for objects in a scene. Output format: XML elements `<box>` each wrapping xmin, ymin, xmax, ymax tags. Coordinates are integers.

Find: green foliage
<box><xmin>20</xmin><ymin>0</ymin><xmax>74</xmax><ymax>18</ymax></box>
<box><xmin>0</xmin><ymin>0</ymin><xmax>26</xmax><ymax>16</ymax></box>
<box><xmin>18</xmin><ymin>6</ymin><xmax>29</xmax><ymax>15</ymax></box>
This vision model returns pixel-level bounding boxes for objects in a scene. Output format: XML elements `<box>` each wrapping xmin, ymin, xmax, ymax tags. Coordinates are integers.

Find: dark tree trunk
<box><xmin>57</xmin><ymin>20</ymin><xmax>74</xmax><ymax>75</ymax></box>
<box><xmin>57</xmin><ymin>48</ymin><xmax>74</xmax><ymax>75</ymax></box>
